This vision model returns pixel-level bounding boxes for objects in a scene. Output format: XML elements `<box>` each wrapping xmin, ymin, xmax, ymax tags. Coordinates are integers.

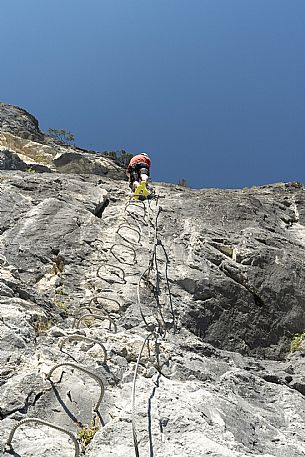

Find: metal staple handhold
<box><xmin>46</xmin><ymin>362</ymin><xmax>105</xmax><ymax>412</ymax></box>
<box><xmin>124</xmin><ymin>199</ymin><xmax>146</xmax><ymax>213</ymax></box>
<box><xmin>5</xmin><ymin>417</ymin><xmax>80</xmax><ymax>456</ymax></box>
<box><xmin>90</xmin><ymin>296</ymin><xmax>121</xmax><ymax>313</ymax></box>
<box><xmin>75</xmin><ymin>314</ymin><xmax>117</xmax><ymax>333</ymax></box>
<box><xmin>72</xmin><ymin>306</ymin><xmax>111</xmax><ymax>328</ymax></box>
<box><xmin>97</xmin><ymin>263</ymin><xmax>126</xmax><ymax>284</ymax></box>
<box><xmin>58</xmin><ymin>335</ymin><xmax>107</xmax><ymax>363</ymax></box>
<box><xmin>110</xmin><ymin>243</ymin><xmax>137</xmax><ymax>265</ymax></box>
<box><xmin>125</xmin><ymin>204</ymin><xmax>148</xmax><ymax>225</ymax></box>
<box><xmin>122</xmin><ymin>216</ymin><xmax>143</xmax><ymax>233</ymax></box>
<box><xmin>116</xmin><ymin>224</ymin><xmax>141</xmax><ymax>245</ymax></box>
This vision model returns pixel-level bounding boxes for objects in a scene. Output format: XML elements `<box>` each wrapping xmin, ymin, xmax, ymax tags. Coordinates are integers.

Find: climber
<box><xmin>126</xmin><ymin>152</ymin><xmax>151</xmax><ymax>192</ymax></box>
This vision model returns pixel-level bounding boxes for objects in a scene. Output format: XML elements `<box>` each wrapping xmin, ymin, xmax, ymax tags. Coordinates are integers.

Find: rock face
<box><xmin>0</xmin><ymin>150</ymin><xmax>27</xmax><ymax>171</ymax></box>
<box><xmin>0</xmin><ymin>103</ymin><xmax>124</xmax><ymax>179</ymax></box>
<box><xmin>1</xmin><ymin>104</ymin><xmax>305</xmax><ymax>456</ymax></box>
<box><xmin>0</xmin><ymin>103</ymin><xmax>44</xmax><ymax>142</ymax></box>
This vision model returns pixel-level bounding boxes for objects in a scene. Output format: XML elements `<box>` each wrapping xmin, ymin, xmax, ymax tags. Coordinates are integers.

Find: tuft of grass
<box><xmin>77</xmin><ymin>419</ymin><xmax>99</xmax><ymax>447</ymax></box>
<box><xmin>55</xmin><ymin>287</ymin><xmax>68</xmax><ymax>296</ymax></box>
<box><xmin>32</xmin><ymin>318</ymin><xmax>51</xmax><ymax>335</ymax></box>
<box><xmin>53</xmin><ymin>298</ymin><xmax>68</xmax><ymax>316</ymax></box>
<box><xmin>78</xmin><ymin>315</ymin><xmax>96</xmax><ymax>328</ymax></box>
<box><xmin>290</xmin><ymin>333</ymin><xmax>305</xmax><ymax>352</ymax></box>
<box><xmin>52</xmin><ymin>287</ymin><xmax>70</xmax><ymax>317</ymax></box>
<box><xmin>51</xmin><ymin>256</ymin><xmax>65</xmax><ymax>275</ymax></box>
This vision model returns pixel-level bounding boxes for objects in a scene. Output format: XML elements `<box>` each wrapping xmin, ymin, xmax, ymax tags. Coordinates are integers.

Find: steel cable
<box><xmin>131</xmin><ymin>332</ymin><xmax>155</xmax><ymax>457</ymax></box>
<box><xmin>131</xmin><ymin>329</ymin><xmax>173</xmax><ymax>457</ymax></box>
<box><xmin>157</xmin><ymin>240</ymin><xmax>176</xmax><ymax>333</ymax></box>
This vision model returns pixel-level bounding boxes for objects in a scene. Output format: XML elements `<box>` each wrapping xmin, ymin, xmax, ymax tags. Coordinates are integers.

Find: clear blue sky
<box><xmin>1</xmin><ymin>0</ymin><xmax>305</xmax><ymax>188</ymax></box>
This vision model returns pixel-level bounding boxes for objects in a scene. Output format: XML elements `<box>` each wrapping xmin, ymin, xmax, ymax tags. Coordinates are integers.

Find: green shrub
<box><xmin>48</xmin><ymin>128</ymin><xmax>75</xmax><ymax>144</ymax></box>
<box><xmin>102</xmin><ymin>149</ymin><xmax>133</xmax><ymax>168</ymax></box>
<box><xmin>78</xmin><ymin>419</ymin><xmax>99</xmax><ymax>446</ymax></box>
<box><xmin>290</xmin><ymin>333</ymin><xmax>305</xmax><ymax>352</ymax></box>
<box><xmin>177</xmin><ymin>178</ymin><xmax>188</xmax><ymax>187</ymax></box>
<box><xmin>53</xmin><ymin>298</ymin><xmax>68</xmax><ymax>315</ymax></box>
<box><xmin>31</xmin><ymin>317</ymin><xmax>51</xmax><ymax>334</ymax></box>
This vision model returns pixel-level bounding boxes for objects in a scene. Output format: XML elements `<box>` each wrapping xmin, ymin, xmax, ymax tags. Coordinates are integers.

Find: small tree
<box><xmin>102</xmin><ymin>150</ymin><xmax>133</xmax><ymax>168</ymax></box>
<box><xmin>48</xmin><ymin>128</ymin><xmax>75</xmax><ymax>145</ymax></box>
<box><xmin>114</xmin><ymin>150</ymin><xmax>133</xmax><ymax>168</ymax></box>
<box><xmin>177</xmin><ymin>178</ymin><xmax>188</xmax><ymax>187</ymax></box>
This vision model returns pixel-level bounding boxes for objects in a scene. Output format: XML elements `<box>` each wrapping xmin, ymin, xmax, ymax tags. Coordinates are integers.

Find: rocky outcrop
<box><xmin>1</xmin><ymin>104</ymin><xmax>305</xmax><ymax>456</ymax></box>
<box><xmin>0</xmin><ymin>150</ymin><xmax>27</xmax><ymax>171</ymax></box>
<box><xmin>53</xmin><ymin>152</ymin><xmax>114</xmax><ymax>176</ymax></box>
<box><xmin>0</xmin><ymin>103</ymin><xmax>44</xmax><ymax>142</ymax></box>
<box><xmin>0</xmin><ymin>103</ymin><xmax>125</xmax><ymax>179</ymax></box>
<box><xmin>167</xmin><ymin>182</ymin><xmax>305</xmax><ymax>360</ymax></box>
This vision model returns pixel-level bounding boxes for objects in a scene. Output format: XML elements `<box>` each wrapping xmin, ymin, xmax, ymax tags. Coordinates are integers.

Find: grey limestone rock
<box><xmin>1</xmin><ymin>105</ymin><xmax>305</xmax><ymax>456</ymax></box>
<box><xmin>53</xmin><ymin>151</ymin><xmax>109</xmax><ymax>176</ymax></box>
<box><xmin>0</xmin><ymin>173</ymin><xmax>305</xmax><ymax>456</ymax></box>
<box><xmin>0</xmin><ymin>103</ymin><xmax>125</xmax><ymax>180</ymax></box>
<box><xmin>0</xmin><ymin>150</ymin><xmax>27</xmax><ymax>171</ymax></box>
<box><xmin>0</xmin><ymin>103</ymin><xmax>44</xmax><ymax>142</ymax></box>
